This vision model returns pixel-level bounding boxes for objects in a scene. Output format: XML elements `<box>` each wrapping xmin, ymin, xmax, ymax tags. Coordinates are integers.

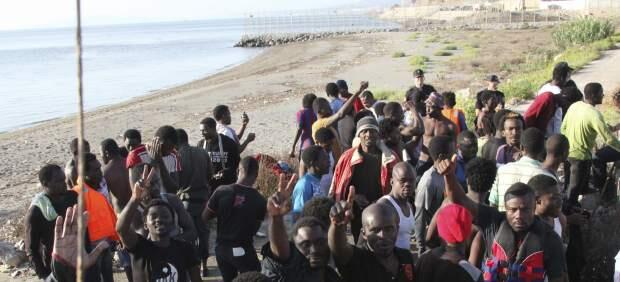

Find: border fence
<box><xmin>241</xmin><ymin>8</ymin><xmax>400</xmax><ymax>37</ymax></box>
<box><xmin>388</xmin><ymin>6</ymin><xmax>575</xmax><ymax>30</ymax></box>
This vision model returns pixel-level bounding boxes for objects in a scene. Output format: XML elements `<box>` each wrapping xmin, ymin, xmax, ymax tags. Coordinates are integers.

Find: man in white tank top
<box><xmin>377</xmin><ymin>162</ymin><xmax>416</xmax><ymax>250</ymax></box>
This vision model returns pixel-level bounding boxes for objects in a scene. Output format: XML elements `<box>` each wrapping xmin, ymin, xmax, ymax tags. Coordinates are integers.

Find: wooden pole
<box><xmin>74</xmin><ymin>0</ymin><xmax>87</xmax><ymax>280</ymax></box>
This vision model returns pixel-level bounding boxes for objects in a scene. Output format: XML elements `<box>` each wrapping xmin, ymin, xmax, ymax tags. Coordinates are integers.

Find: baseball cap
<box><xmin>414</xmin><ymin>69</ymin><xmax>425</xmax><ymax>78</ymax></box>
<box><xmin>554</xmin><ymin>61</ymin><xmax>574</xmax><ymax>72</ymax></box>
<box><xmin>486</xmin><ymin>74</ymin><xmax>500</xmax><ymax>83</ymax></box>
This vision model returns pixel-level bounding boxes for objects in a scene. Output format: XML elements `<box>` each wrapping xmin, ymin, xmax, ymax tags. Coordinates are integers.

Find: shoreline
<box><xmin>0</xmin><ymin>47</ymin><xmax>268</xmax><ymax>136</ymax></box>
<box><xmin>0</xmin><ymin>32</ymin><xmax>404</xmax><ymax>225</ymax></box>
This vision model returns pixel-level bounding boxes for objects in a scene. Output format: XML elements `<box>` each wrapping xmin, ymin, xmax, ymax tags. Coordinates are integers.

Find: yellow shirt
<box><xmin>310</xmin><ymin>117</ymin><xmax>342</xmax><ymax>163</ymax></box>
<box><xmin>312</xmin><ymin>118</ymin><xmax>332</xmax><ymax>142</ymax></box>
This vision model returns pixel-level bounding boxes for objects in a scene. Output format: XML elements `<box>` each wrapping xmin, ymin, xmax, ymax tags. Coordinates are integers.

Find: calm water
<box><xmin>0</xmin><ymin>19</ymin><xmax>262</xmax><ymax>132</ymax></box>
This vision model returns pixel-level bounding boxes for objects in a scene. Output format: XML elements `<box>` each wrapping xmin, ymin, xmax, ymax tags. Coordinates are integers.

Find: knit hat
<box><xmin>356</xmin><ymin>116</ymin><xmax>379</xmax><ymax>137</ymax></box>
<box><xmin>425</xmin><ymin>92</ymin><xmax>444</xmax><ymax>108</ymax></box>
<box><xmin>437</xmin><ymin>204</ymin><xmax>473</xmax><ymax>244</ymax></box>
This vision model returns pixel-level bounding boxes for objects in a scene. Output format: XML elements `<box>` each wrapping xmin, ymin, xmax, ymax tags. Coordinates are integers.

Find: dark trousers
<box><xmin>215</xmin><ymin>243</ymin><xmax>260</xmax><ymax>282</ymax></box>
<box><xmin>97</xmin><ymin>248</ymin><xmax>113</xmax><ymax>282</ymax></box>
<box><xmin>592</xmin><ymin>146</ymin><xmax>620</xmax><ymax>189</ymax></box>
<box><xmin>564</xmin><ymin>158</ymin><xmax>592</xmax><ymax>209</ymax></box>
<box><xmin>192</xmin><ymin>213</ymin><xmax>210</xmax><ymax>260</ymax></box>
<box><xmin>566</xmin><ymin>224</ymin><xmax>585</xmax><ymax>282</ymax></box>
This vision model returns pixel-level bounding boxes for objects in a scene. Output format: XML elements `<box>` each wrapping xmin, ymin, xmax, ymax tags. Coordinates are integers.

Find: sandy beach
<box><xmin>0</xmin><ymin>32</ymin><xmax>422</xmax><ymax>228</ymax></box>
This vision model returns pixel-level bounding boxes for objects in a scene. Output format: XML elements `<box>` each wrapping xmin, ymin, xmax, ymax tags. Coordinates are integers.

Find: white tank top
<box><xmin>382</xmin><ymin>195</ymin><xmax>415</xmax><ymax>250</ymax></box>
<box><xmin>553</xmin><ymin>217</ymin><xmax>562</xmax><ymax>238</ymax></box>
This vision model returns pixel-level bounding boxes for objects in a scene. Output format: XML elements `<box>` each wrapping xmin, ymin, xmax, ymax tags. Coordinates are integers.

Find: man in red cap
<box><xmin>415</xmin><ymin>203</ymin><xmax>482</xmax><ymax>282</ymax></box>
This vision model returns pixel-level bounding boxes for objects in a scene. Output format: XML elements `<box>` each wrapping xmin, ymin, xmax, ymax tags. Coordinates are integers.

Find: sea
<box><xmin>0</xmin><ymin>14</ymin><xmax>398</xmax><ymax>133</ymax></box>
<box><xmin>0</xmin><ymin>19</ymin><xmax>262</xmax><ymax>132</ymax></box>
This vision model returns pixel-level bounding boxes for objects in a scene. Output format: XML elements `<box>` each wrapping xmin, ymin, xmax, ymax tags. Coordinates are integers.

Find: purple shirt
<box><xmin>296</xmin><ymin>108</ymin><xmax>317</xmax><ymax>150</ymax></box>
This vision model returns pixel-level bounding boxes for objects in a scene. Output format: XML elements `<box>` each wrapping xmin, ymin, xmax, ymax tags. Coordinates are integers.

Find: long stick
<box><xmin>74</xmin><ymin>0</ymin><xmax>87</xmax><ymax>280</ymax></box>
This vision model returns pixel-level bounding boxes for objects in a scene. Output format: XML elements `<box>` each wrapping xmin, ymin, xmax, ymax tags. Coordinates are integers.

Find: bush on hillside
<box><xmin>433</xmin><ymin>51</ymin><xmax>453</xmax><ymax>56</ymax></box>
<box><xmin>552</xmin><ymin>17</ymin><xmax>615</xmax><ymax>49</ymax></box>
<box><xmin>392</xmin><ymin>51</ymin><xmax>406</xmax><ymax>58</ymax></box>
<box><xmin>409</xmin><ymin>55</ymin><xmax>430</xmax><ymax>69</ymax></box>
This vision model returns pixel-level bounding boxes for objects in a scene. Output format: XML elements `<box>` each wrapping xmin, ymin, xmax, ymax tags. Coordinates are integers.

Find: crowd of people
<box><xmin>23</xmin><ymin>61</ymin><xmax>620</xmax><ymax>282</ymax></box>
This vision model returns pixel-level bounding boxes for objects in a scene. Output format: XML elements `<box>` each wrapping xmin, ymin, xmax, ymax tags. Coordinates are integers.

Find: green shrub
<box><xmin>443</xmin><ymin>45</ymin><xmax>458</xmax><ymax>50</ymax></box>
<box><xmin>499</xmin><ymin>38</ymin><xmax>613</xmax><ymax>101</ymax></box>
<box><xmin>426</xmin><ymin>36</ymin><xmax>440</xmax><ymax>43</ymax></box>
<box><xmin>373</xmin><ymin>89</ymin><xmax>405</xmax><ymax>101</ymax></box>
<box><xmin>552</xmin><ymin>17</ymin><xmax>615</xmax><ymax>49</ymax></box>
<box><xmin>392</xmin><ymin>51</ymin><xmax>406</xmax><ymax>58</ymax></box>
<box><xmin>433</xmin><ymin>51</ymin><xmax>453</xmax><ymax>56</ymax></box>
<box><xmin>409</xmin><ymin>55</ymin><xmax>430</xmax><ymax>69</ymax></box>
<box><xmin>407</xmin><ymin>33</ymin><xmax>419</xmax><ymax>41</ymax></box>
<box><xmin>456</xmin><ymin>93</ymin><xmax>476</xmax><ymax>129</ymax></box>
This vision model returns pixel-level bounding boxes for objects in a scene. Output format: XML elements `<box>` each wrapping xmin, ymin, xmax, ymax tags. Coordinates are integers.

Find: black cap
<box><xmin>414</xmin><ymin>69</ymin><xmax>424</xmax><ymax>77</ymax></box>
<box><xmin>486</xmin><ymin>74</ymin><xmax>500</xmax><ymax>83</ymax></box>
<box><xmin>554</xmin><ymin>61</ymin><xmax>574</xmax><ymax>72</ymax></box>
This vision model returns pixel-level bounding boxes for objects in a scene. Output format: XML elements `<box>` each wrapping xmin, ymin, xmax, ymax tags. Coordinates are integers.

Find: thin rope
<box><xmin>74</xmin><ymin>0</ymin><xmax>87</xmax><ymax>280</ymax></box>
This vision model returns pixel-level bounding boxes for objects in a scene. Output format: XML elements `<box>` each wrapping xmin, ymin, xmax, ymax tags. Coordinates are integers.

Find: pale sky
<box><xmin>0</xmin><ymin>0</ymin><xmax>372</xmax><ymax>30</ymax></box>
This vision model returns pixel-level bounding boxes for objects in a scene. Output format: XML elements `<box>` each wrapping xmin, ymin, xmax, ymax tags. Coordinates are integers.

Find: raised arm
<box><xmin>435</xmin><ymin>155</ymin><xmax>479</xmax><ymax>218</ymax></box>
<box><xmin>323</xmin><ymin>81</ymin><xmax>368</xmax><ymax>127</ymax></box>
<box><xmin>166</xmin><ymin>194</ymin><xmax>198</xmax><ymax>242</ymax></box>
<box><xmin>239</xmin><ymin>133</ymin><xmax>256</xmax><ymax>153</ymax></box>
<box><xmin>328</xmin><ymin>186</ymin><xmax>356</xmax><ymax>265</ymax></box>
<box><xmin>267</xmin><ymin>174</ymin><xmax>298</xmax><ymax>260</ymax></box>
<box><xmin>147</xmin><ymin>138</ymin><xmax>178</xmax><ymax>193</ymax></box>
<box><xmin>117</xmin><ymin>166</ymin><xmax>155</xmax><ymax>249</ymax></box>
<box><xmin>237</xmin><ymin>112</ymin><xmax>249</xmax><ymax>140</ymax></box>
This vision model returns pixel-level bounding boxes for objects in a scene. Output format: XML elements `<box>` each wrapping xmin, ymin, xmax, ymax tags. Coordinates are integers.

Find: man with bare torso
<box><xmin>418</xmin><ymin>92</ymin><xmax>456</xmax><ymax>177</ymax></box>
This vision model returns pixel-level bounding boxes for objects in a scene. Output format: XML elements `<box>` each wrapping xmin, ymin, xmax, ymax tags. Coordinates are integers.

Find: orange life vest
<box><xmin>72</xmin><ymin>183</ymin><xmax>120</xmax><ymax>242</ymax></box>
<box><xmin>442</xmin><ymin>108</ymin><xmax>463</xmax><ymax>135</ymax></box>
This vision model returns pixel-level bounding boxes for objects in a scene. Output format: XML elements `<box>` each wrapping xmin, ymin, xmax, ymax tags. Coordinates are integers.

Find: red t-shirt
<box><xmin>524</xmin><ymin>92</ymin><xmax>556</xmax><ymax>132</ymax></box>
<box><xmin>126</xmin><ymin>145</ymin><xmax>181</xmax><ymax>173</ymax></box>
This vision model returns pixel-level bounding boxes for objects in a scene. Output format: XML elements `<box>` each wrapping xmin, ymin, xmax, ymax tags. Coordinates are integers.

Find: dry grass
<box><xmin>255</xmin><ymin>152</ymin><xmax>299</xmax><ymax>198</ymax></box>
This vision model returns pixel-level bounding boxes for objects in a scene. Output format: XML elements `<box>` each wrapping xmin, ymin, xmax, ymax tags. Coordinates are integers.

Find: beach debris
<box><xmin>0</xmin><ymin>241</ymin><xmax>27</xmax><ymax>267</ymax></box>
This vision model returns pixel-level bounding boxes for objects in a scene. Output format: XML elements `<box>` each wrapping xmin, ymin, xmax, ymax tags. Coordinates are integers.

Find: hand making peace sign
<box><xmin>267</xmin><ymin>173</ymin><xmax>298</xmax><ymax>217</ymax></box>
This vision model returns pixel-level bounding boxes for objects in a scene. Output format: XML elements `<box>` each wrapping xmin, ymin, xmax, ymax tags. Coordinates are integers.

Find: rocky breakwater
<box><xmin>235</xmin><ymin>29</ymin><xmax>399</xmax><ymax>48</ymax></box>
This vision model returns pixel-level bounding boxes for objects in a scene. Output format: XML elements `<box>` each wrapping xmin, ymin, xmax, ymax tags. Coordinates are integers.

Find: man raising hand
<box><xmin>435</xmin><ymin>155</ymin><xmax>567</xmax><ymax>282</ymax></box>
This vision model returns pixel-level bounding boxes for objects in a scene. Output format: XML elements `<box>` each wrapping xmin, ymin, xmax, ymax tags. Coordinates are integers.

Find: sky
<box><xmin>0</xmin><ymin>0</ymin><xmax>386</xmax><ymax>30</ymax></box>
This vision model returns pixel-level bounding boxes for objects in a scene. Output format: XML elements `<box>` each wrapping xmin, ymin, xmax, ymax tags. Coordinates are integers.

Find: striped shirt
<box><xmin>489</xmin><ymin>156</ymin><xmax>554</xmax><ymax>211</ymax></box>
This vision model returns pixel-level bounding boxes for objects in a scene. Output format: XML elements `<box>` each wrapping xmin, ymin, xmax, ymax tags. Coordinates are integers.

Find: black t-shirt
<box><xmin>406</xmin><ymin>85</ymin><xmax>436</xmax><ymax>116</ymax></box>
<box><xmin>350</xmin><ymin>151</ymin><xmax>382</xmax><ymax>203</ymax></box>
<box><xmin>197</xmin><ymin>134</ymin><xmax>240</xmax><ymax>189</ymax></box>
<box><xmin>207</xmin><ymin>184</ymin><xmax>267</xmax><ymax>245</ymax></box>
<box><xmin>128</xmin><ymin>235</ymin><xmax>200</xmax><ymax>282</ymax></box>
<box><xmin>476</xmin><ymin>204</ymin><xmax>566</xmax><ymax>280</ymax></box>
<box><xmin>415</xmin><ymin>248</ymin><xmax>479</xmax><ymax>282</ymax></box>
<box><xmin>261</xmin><ymin>242</ymin><xmax>342</xmax><ymax>282</ymax></box>
<box><xmin>336</xmin><ymin>245</ymin><xmax>415</xmax><ymax>282</ymax></box>
<box><xmin>475</xmin><ymin>90</ymin><xmax>506</xmax><ymax>110</ymax></box>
